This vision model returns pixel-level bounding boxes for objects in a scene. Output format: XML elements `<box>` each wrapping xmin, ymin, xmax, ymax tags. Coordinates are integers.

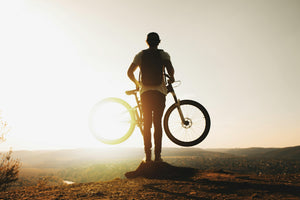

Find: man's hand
<box><xmin>169</xmin><ymin>76</ymin><xmax>175</xmax><ymax>83</ymax></box>
<box><xmin>135</xmin><ymin>80</ymin><xmax>141</xmax><ymax>89</ymax></box>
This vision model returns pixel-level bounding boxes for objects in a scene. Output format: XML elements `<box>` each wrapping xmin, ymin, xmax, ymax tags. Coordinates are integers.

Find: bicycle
<box><xmin>89</xmin><ymin>75</ymin><xmax>210</xmax><ymax>147</ymax></box>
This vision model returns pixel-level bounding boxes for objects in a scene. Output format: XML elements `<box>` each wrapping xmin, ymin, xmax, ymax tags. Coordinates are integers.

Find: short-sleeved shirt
<box><xmin>133</xmin><ymin>49</ymin><xmax>171</xmax><ymax>95</ymax></box>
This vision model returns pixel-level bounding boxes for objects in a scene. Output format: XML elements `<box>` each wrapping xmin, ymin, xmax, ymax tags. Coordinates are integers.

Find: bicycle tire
<box><xmin>163</xmin><ymin>100</ymin><xmax>210</xmax><ymax>147</ymax></box>
<box><xmin>89</xmin><ymin>97</ymin><xmax>136</xmax><ymax>145</ymax></box>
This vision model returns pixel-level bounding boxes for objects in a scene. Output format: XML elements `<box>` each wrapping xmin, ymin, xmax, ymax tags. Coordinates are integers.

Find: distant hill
<box><xmin>207</xmin><ymin>146</ymin><xmax>300</xmax><ymax>160</ymax></box>
<box><xmin>260</xmin><ymin>146</ymin><xmax>300</xmax><ymax>160</ymax></box>
<box><xmin>10</xmin><ymin>148</ymin><xmax>233</xmax><ymax>168</ymax></box>
<box><xmin>7</xmin><ymin>145</ymin><xmax>300</xmax><ymax>169</ymax></box>
<box><xmin>207</xmin><ymin>147</ymin><xmax>277</xmax><ymax>157</ymax></box>
<box><xmin>2</xmin><ymin>146</ymin><xmax>299</xmax><ymax>186</ymax></box>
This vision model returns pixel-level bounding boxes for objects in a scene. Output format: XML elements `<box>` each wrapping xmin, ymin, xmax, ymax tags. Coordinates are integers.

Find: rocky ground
<box><xmin>1</xmin><ymin>162</ymin><xmax>299</xmax><ymax>200</ymax></box>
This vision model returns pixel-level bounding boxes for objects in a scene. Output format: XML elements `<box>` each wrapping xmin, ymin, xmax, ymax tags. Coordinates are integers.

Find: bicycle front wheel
<box><xmin>89</xmin><ymin>97</ymin><xmax>136</xmax><ymax>145</ymax></box>
<box><xmin>164</xmin><ymin>100</ymin><xmax>210</xmax><ymax>147</ymax></box>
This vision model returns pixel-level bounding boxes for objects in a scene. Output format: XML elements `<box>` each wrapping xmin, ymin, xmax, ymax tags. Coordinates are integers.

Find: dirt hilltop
<box><xmin>1</xmin><ymin>161</ymin><xmax>300</xmax><ymax>200</ymax></box>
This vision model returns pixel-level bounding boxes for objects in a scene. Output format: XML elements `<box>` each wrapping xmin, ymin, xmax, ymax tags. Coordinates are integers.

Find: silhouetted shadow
<box><xmin>141</xmin><ymin>174</ymin><xmax>300</xmax><ymax>199</ymax></box>
<box><xmin>125</xmin><ymin>161</ymin><xmax>197</xmax><ymax>180</ymax></box>
<box><xmin>193</xmin><ymin>178</ymin><xmax>300</xmax><ymax>197</ymax></box>
<box><xmin>143</xmin><ymin>183</ymin><xmax>210</xmax><ymax>200</ymax></box>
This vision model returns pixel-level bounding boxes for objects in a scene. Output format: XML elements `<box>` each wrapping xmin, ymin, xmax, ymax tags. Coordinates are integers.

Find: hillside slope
<box><xmin>1</xmin><ymin>162</ymin><xmax>300</xmax><ymax>200</ymax></box>
<box><xmin>7</xmin><ymin>146</ymin><xmax>300</xmax><ymax>187</ymax></box>
<box><xmin>261</xmin><ymin>146</ymin><xmax>300</xmax><ymax>160</ymax></box>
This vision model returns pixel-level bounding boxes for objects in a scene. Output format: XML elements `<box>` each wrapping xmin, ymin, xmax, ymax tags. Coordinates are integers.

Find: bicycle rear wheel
<box><xmin>164</xmin><ymin>100</ymin><xmax>210</xmax><ymax>146</ymax></box>
<box><xmin>89</xmin><ymin>97</ymin><xmax>136</xmax><ymax>145</ymax></box>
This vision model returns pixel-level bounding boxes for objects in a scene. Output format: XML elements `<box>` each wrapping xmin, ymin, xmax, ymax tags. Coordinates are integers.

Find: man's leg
<box><xmin>141</xmin><ymin>92</ymin><xmax>153</xmax><ymax>162</ymax></box>
<box><xmin>153</xmin><ymin>92</ymin><xmax>166</xmax><ymax>161</ymax></box>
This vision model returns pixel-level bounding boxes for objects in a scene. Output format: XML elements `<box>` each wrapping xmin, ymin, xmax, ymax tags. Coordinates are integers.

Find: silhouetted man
<box><xmin>127</xmin><ymin>32</ymin><xmax>175</xmax><ymax>162</ymax></box>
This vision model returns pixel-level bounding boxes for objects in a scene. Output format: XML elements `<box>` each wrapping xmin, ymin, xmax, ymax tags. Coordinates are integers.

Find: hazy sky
<box><xmin>0</xmin><ymin>0</ymin><xmax>299</xmax><ymax>150</ymax></box>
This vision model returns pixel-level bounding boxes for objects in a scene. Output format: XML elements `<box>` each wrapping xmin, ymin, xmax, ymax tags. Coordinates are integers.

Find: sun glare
<box><xmin>89</xmin><ymin>98</ymin><xmax>136</xmax><ymax>144</ymax></box>
<box><xmin>1</xmin><ymin>1</ymin><xmax>299</xmax><ymax>150</ymax></box>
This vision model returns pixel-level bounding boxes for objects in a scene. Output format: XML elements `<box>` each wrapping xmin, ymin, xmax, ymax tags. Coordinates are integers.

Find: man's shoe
<box><xmin>154</xmin><ymin>157</ymin><xmax>163</xmax><ymax>162</ymax></box>
<box><xmin>143</xmin><ymin>156</ymin><xmax>152</xmax><ymax>163</ymax></box>
<box><xmin>145</xmin><ymin>151</ymin><xmax>151</xmax><ymax>162</ymax></box>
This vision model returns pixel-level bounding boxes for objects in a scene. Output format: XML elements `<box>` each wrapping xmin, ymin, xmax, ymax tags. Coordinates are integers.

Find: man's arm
<box><xmin>164</xmin><ymin>60</ymin><xmax>175</xmax><ymax>83</ymax></box>
<box><xmin>127</xmin><ymin>63</ymin><xmax>140</xmax><ymax>88</ymax></box>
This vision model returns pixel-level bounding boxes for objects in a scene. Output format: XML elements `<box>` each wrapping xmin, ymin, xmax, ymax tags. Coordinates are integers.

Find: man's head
<box><xmin>146</xmin><ymin>32</ymin><xmax>160</xmax><ymax>47</ymax></box>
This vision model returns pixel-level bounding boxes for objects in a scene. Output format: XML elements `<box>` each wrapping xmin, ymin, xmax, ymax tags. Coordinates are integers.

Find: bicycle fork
<box><xmin>168</xmin><ymin>85</ymin><xmax>187</xmax><ymax>126</ymax></box>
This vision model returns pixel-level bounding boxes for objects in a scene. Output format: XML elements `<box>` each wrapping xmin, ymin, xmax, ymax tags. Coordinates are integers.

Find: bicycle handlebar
<box><xmin>164</xmin><ymin>73</ymin><xmax>181</xmax><ymax>88</ymax></box>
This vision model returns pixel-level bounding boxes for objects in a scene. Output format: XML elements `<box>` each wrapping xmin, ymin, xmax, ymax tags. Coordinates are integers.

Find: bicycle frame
<box><xmin>126</xmin><ymin>76</ymin><xmax>187</xmax><ymax>135</ymax></box>
<box><xmin>133</xmin><ymin>92</ymin><xmax>144</xmax><ymax>135</ymax></box>
<box><xmin>90</xmin><ymin>74</ymin><xmax>210</xmax><ymax>146</ymax></box>
<box><xmin>125</xmin><ymin>89</ymin><xmax>144</xmax><ymax>135</ymax></box>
